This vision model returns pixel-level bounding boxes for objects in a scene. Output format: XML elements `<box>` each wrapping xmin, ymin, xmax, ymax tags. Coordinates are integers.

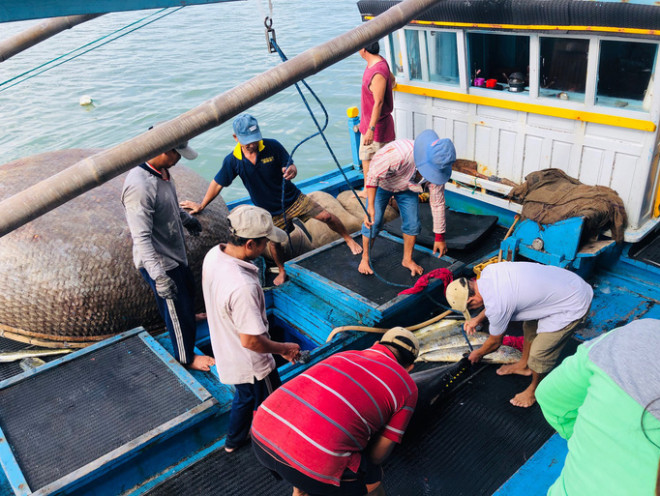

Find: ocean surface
<box><xmin>0</xmin><ymin>0</ymin><xmax>366</xmax><ymax>202</ymax></box>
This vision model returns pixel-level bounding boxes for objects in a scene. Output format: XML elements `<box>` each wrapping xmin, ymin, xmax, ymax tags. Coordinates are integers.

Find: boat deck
<box><xmin>144</xmin><ymin>357</ymin><xmax>561</xmax><ymax>496</ymax></box>
<box><xmin>0</xmin><ymin>212</ymin><xmax>659</xmax><ymax>496</ymax></box>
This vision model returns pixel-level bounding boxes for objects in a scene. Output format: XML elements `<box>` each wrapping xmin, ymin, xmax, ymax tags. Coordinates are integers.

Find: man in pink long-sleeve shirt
<box><xmin>358</xmin><ymin>130</ymin><xmax>455</xmax><ymax>277</ymax></box>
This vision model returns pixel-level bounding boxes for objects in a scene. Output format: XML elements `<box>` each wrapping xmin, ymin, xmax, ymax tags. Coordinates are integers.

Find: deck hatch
<box><xmin>294</xmin><ymin>235</ymin><xmax>454</xmax><ymax>305</ymax></box>
<box><xmin>0</xmin><ymin>333</ymin><xmax>205</xmax><ymax>492</ymax></box>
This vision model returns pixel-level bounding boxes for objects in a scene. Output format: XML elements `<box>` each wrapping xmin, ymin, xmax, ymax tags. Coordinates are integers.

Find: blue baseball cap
<box><xmin>413</xmin><ymin>130</ymin><xmax>455</xmax><ymax>185</ymax></box>
<box><xmin>233</xmin><ymin>114</ymin><xmax>263</xmax><ymax>145</ymax></box>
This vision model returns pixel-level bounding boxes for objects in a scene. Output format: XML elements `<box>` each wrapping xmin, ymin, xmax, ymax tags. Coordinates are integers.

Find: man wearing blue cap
<box><xmin>358</xmin><ymin>130</ymin><xmax>455</xmax><ymax>277</ymax></box>
<box><xmin>181</xmin><ymin>114</ymin><xmax>362</xmax><ymax>286</ymax></box>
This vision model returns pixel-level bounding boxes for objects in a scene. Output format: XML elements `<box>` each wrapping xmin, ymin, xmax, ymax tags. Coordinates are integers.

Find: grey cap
<box><xmin>227</xmin><ymin>205</ymin><xmax>287</xmax><ymax>243</ymax></box>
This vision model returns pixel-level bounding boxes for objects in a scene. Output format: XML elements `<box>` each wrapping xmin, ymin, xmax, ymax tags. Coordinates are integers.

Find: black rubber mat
<box><xmin>385</xmin><ymin>365</ymin><xmax>555</xmax><ymax>495</ymax></box>
<box><xmin>385</xmin><ymin>206</ymin><xmax>498</xmax><ymax>250</ymax></box>
<box><xmin>450</xmin><ymin>225</ymin><xmax>509</xmax><ymax>266</ymax></box>
<box><xmin>296</xmin><ymin>235</ymin><xmax>453</xmax><ymax>305</ymax></box>
<box><xmin>0</xmin><ymin>335</ymin><xmax>203</xmax><ymax>491</ymax></box>
<box><xmin>628</xmin><ymin>229</ymin><xmax>660</xmax><ymax>268</ymax></box>
<box><xmin>146</xmin><ymin>362</ymin><xmax>554</xmax><ymax>496</ymax></box>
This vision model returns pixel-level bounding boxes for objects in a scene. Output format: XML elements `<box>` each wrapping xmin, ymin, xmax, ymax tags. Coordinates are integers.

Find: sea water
<box><xmin>0</xmin><ymin>0</ymin><xmax>366</xmax><ymax>203</ymax></box>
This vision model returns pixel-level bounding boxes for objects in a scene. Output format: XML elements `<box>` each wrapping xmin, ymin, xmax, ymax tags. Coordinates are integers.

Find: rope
<box><xmin>0</xmin><ymin>7</ymin><xmax>183</xmax><ymax>92</ymax></box>
<box><xmin>268</xmin><ymin>36</ymin><xmax>412</xmax><ymax>288</ymax></box>
<box><xmin>326</xmin><ymin>309</ymin><xmax>454</xmax><ymax>342</ymax></box>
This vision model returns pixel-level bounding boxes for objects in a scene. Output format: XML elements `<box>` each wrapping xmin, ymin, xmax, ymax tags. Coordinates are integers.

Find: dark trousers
<box><xmin>252</xmin><ymin>438</ymin><xmax>382</xmax><ymax>496</ymax></box>
<box><xmin>140</xmin><ymin>265</ymin><xmax>197</xmax><ymax>367</ymax></box>
<box><xmin>227</xmin><ymin>368</ymin><xmax>282</xmax><ymax>449</ymax></box>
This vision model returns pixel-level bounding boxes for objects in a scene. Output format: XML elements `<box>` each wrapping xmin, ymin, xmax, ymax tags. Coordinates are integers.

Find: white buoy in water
<box><xmin>79</xmin><ymin>95</ymin><xmax>93</xmax><ymax>106</ymax></box>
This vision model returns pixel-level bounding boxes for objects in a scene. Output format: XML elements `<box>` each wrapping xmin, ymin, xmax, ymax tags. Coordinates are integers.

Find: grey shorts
<box><xmin>524</xmin><ymin>308</ymin><xmax>590</xmax><ymax>374</ymax></box>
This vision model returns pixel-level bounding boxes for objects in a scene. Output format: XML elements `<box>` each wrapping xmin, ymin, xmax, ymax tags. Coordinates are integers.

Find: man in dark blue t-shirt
<box><xmin>181</xmin><ymin>114</ymin><xmax>362</xmax><ymax>286</ymax></box>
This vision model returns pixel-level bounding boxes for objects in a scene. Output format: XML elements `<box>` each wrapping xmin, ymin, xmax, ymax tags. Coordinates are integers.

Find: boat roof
<box><xmin>358</xmin><ymin>0</ymin><xmax>660</xmax><ymax>37</ymax></box>
<box><xmin>0</xmin><ymin>0</ymin><xmax>239</xmax><ymax>23</ymax></box>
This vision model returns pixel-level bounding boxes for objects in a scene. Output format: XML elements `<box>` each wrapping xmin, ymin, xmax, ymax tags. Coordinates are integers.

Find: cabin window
<box><xmin>467</xmin><ymin>33</ymin><xmax>530</xmax><ymax>92</ymax></box>
<box><xmin>405</xmin><ymin>29</ymin><xmax>423</xmax><ymax>80</ymax></box>
<box><xmin>424</xmin><ymin>30</ymin><xmax>459</xmax><ymax>85</ymax></box>
<box><xmin>404</xmin><ymin>29</ymin><xmax>459</xmax><ymax>85</ymax></box>
<box><xmin>539</xmin><ymin>37</ymin><xmax>588</xmax><ymax>102</ymax></box>
<box><xmin>596</xmin><ymin>40</ymin><xmax>657</xmax><ymax>111</ymax></box>
<box><xmin>388</xmin><ymin>32</ymin><xmax>404</xmax><ymax>76</ymax></box>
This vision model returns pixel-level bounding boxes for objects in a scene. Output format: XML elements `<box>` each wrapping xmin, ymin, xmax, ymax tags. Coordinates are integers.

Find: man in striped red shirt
<box><xmin>251</xmin><ymin>327</ymin><xmax>419</xmax><ymax>496</ymax></box>
<box><xmin>358</xmin><ymin>130</ymin><xmax>455</xmax><ymax>277</ymax></box>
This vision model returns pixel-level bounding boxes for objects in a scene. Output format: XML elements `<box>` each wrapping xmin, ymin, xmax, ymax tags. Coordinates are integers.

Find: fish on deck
<box><xmin>417</xmin><ymin>345</ymin><xmax>521</xmax><ymax>364</ymax></box>
<box><xmin>414</xmin><ymin>318</ymin><xmax>522</xmax><ymax>364</ymax></box>
<box><xmin>0</xmin><ymin>348</ymin><xmax>73</xmax><ymax>363</ymax></box>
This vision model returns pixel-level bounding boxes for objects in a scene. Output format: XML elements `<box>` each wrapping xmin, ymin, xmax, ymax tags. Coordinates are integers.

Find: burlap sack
<box><xmin>336</xmin><ymin>189</ymin><xmax>400</xmax><ymax>224</ymax></box>
<box><xmin>303</xmin><ymin>191</ymin><xmax>362</xmax><ymax>249</ymax></box>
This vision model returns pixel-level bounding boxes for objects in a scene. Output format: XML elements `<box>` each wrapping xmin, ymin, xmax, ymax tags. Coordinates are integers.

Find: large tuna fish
<box><xmin>0</xmin><ymin>149</ymin><xmax>229</xmax><ymax>347</ymax></box>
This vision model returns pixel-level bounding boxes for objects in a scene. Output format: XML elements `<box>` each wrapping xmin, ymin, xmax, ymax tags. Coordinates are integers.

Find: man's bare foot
<box><xmin>402</xmin><ymin>259</ymin><xmax>424</xmax><ymax>277</ymax></box>
<box><xmin>346</xmin><ymin>238</ymin><xmax>363</xmax><ymax>255</ymax></box>
<box><xmin>358</xmin><ymin>258</ymin><xmax>374</xmax><ymax>275</ymax></box>
<box><xmin>273</xmin><ymin>270</ymin><xmax>287</xmax><ymax>286</ymax></box>
<box><xmin>510</xmin><ymin>389</ymin><xmax>536</xmax><ymax>408</ymax></box>
<box><xmin>189</xmin><ymin>354</ymin><xmax>215</xmax><ymax>371</ymax></box>
<box><xmin>496</xmin><ymin>363</ymin><xmax>532</xmax><ymax>376</ymax></box>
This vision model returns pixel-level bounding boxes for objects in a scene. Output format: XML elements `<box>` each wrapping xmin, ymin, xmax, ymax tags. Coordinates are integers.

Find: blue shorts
<box><xmin>361</xmin><ymin>188</ymin><xmax>421</xmax><ymax>238</ymax></box>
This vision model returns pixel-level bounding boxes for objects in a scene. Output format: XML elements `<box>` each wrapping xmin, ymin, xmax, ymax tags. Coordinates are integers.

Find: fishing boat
<box><xmin>0</xmin><ymin>0</ymin><xmax>659</xmax><ymax>494</ymax></box>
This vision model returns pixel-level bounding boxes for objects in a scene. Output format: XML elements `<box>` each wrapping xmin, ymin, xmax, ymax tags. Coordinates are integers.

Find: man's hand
<box><xmin>182</xmin><ymin>212</ymin><xmax>203</xmax><ymax>236</ymax></box>
<box><xmin>282</xmin><ymin>164</ymin><xmax>297</xmax><ymax>181</ymax></box>
<box><xmin>363</xmin><ymin>128</ymin><xmax>375</xmax><ymax>146</ymax></box>
<box><xmin>468</xmin><ymin>349</ymin><xmax>483</xmax><ymax>364</ymax></box>
<box><xmin>464</xmin><ymin>318</ymin><xmax>479</xmax><ymax>335</ymax></box>
<box><xmin>155</xmin><ymin>275</ymin><xmax>177</xmax><ymax>300</ymax></box>
<box><xmin>364</xmin><ymin>205</ymin><xmax>376</xmax><ymax>229</ymax></box>
<box><xmin>433</xmin><ymin>241</ymin><xmax>447</xmax><ymax>258</ymax></box>
<box><xmin>180</xmin><ymin>200</ymin><xmax>203</xmax><ymax>214</ymax></box>
<box><xmin>280</xmin><ymin>342</ymin><xmax>301</xmax><ymax>363</ymax></box>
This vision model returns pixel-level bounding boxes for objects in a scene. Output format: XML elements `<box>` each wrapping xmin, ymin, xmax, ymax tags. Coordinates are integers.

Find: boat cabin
<box><xmin>359</xmin><ymin>0</ymin><xmax>660</xmax><ymax>241</ymax></box>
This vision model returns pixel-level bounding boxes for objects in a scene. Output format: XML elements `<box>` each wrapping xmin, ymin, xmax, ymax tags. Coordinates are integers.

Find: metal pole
<box><xmin>0</xmin><ymin>14</ymin><xmax>103</xmax><ymax>62</ymax></box>
<box><xmin>0</xmin><ymin>0</ymin><xmax>440</xmax><ymax>238</ymax></box>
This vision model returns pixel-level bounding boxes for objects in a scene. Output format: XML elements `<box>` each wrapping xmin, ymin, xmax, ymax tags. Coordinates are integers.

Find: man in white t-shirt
<box><xmin>202</xmin><ymin>205</ymin><xmax>301</xmax><ymax>452</ymax></box>
<box><xmin>445</xmin><ymin>262</ymin><xmax>593</xmax><ymax>408</ymax></box>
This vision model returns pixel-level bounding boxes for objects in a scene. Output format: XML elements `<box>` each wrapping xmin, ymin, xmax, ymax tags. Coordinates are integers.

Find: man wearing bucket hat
<box><xmin>444</xmin><ymin>262</ymin><xmax>592</xmax><ymax>408</ymax></box>
<box><xmin>358</xmin><ymin>129</ymin><xmax>455</xmax><ymax>277</ymax></box>
<box><xmin>181</xmin><ymin>114</ymin><xmax>363</xmax><ymax>286</ymax></box>
<box><xmin>122</xmin><ymin>129</ymin><xmax>214</xmax><ymax>372</ymax></box>
<box><xmin>202</xmin><ymin>205</ymin><xmax>301</xmax><ymax>453</ymax></box>
<box><xmin>251</xmin><ymin>326</ymin><xmax>418</xmax><ymax>496</ymax></box>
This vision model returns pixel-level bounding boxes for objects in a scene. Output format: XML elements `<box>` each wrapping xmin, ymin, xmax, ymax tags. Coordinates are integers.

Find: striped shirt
<box><xmin>251</xmin><ymin>344</ymin><xmax>418</xmax><ymax>486</ymax></box>
<box><xmin>366</xmin><ymin>139</ymin><xmax>447</xmax><ymax>234</ymax></box>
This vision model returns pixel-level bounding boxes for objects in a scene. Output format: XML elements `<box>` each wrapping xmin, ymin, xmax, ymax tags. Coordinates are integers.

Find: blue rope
<box><xmin>0</xmin><ymin>7</ymin><xmax>183</xmax><ymax>92</ymax></box>
<box><xmin>269</xmin><ymin>38</ymin><xmax>411</xmax><ymax>289</ymax></box>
